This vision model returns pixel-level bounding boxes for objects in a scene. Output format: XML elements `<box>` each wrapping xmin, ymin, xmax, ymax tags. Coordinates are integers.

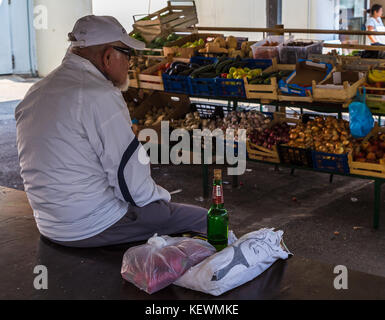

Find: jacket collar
<box><xmin>63</xmin><ymin>49</ymin><xmax>115</xmax><ymax>87</ymax></box>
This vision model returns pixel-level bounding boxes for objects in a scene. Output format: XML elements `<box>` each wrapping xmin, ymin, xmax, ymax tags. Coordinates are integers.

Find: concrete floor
<box><xmin>1</xmin><ymin>77</ymin><xmax>385</xmax><ymax>279</ymax></box>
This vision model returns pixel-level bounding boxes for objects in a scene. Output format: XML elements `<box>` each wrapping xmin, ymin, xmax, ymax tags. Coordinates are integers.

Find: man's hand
<box><xmin>132</xmin><ymin>124</ymin><xmax>139</xmax><ymax>137</ymax></box>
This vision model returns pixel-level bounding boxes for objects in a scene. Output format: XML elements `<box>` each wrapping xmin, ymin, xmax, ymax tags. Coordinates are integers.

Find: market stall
<box><xmin>124</xmin><ymin>21</ymin><xmax>385</xmax><ymax>231</ymax></box>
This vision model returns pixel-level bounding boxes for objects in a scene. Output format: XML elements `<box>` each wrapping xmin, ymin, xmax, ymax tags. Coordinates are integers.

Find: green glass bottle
<box><xmin>207</xmin><ymin>169</ymin><xmax>228</xmax><ymax>251</ymax></box>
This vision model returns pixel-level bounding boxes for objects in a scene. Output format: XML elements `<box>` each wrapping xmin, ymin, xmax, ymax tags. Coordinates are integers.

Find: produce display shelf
<box><xmin>127</xmin><ymin>27</ymin><xmax>385</xmax><ymax>230</ymax></box>
<box><xmin>128</xmin><ymin>88</ymin><xmax>385</xmax><ymax>230</ymax></box>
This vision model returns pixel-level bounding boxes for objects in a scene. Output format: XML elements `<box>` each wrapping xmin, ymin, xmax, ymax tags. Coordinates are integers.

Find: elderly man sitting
<box><xmin>15</xmin><ymin>15</ymin><xmax>206</xmax><ymax>248</ymax></box>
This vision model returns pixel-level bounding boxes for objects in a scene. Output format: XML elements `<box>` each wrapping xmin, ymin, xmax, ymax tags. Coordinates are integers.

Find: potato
<box><xmin>226</xmin><ymin>36</ymin><xmax>238</xmax><ymax>49</ymax></box>
<box><xmin>229</xmin><ymin>50</ymin><xmax>242</xmax><ymax>58</ymax></box>
<box><xmin>228</xmin><ymin>48</ymin><xmax>236</xmax><ymax>56</ymax></box>
<box><xmin>213</xmin><ymin>37</ymin><xmax>226</xmax><ymax>48</ymax></box>
<box><xmin>144</xmin><ymin>119</ymin><xmax>153</xmax><ymax>126</ymax></box>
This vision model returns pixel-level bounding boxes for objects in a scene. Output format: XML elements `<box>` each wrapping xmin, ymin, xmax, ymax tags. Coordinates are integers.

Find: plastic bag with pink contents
<box><xmin>121</xmin><ymin>233</ymin><xmax>216</xmax><ymax>294</ymax></box>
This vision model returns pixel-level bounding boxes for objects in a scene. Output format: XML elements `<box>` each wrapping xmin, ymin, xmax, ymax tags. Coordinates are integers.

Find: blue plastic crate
<box><xmin>188</xmin><ymin>58</ymin><xmax>273</xmax><ymax>97</ymax></box>
<box><xmin>190</xmin><ymin>56</ymin><xmax>218</xmax><ymax>66</ymax></box>
<box><xmin>189</xmin><ymin>77</ymin><xmax>218</xmax><ymax>97</ymax></box>
<box><xmin>312</xmin><ymin>151</ymin><xmax>350</xmax><ymax>174</ymax></box>
<box><xmin>162</xmin><ymin>73</ymin><xmax>191</xmax><ymax>95</ymax></box>
<box><xmin>216</xmin><ymin>78</ymin><xmax>246</xmax><ymax>98</ymax></box>
<box><xmin>278</xmin><ymin>59</ymin><xmax>333</xmax><ymax>97</ymax></box>
<box><xmin>277</xmin><ymin>145</ymin><xmax>313</xmax><ymax>168</ymax></box>
<box><xmin>190</xmin><ymin>57</ymin><xmax>272</xmax><ymax>71</ymax></box>
<box><xmin>242</xmin><ymin>58</ymin><xmax>273</xmax><ymax>71</ymax></box>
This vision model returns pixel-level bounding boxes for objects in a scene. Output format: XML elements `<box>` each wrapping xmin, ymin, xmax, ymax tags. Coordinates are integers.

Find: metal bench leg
<box><xmin>329</xmin><ymin>174</ymin><xmax>334</xmax><ymax>184</ymax></box>
<box><xmin>232</xmin><ymin>173</ymin><xmax>238</xmax><ymax>188</ymax></box>
<box><xmin>290</xmin><ymin>168</ymin><xmax>295</xmax><ymax>175</ymax></box>
<box><xmin>202</xmin><ymin>163</ymin><xmax>209</xmax><ymax>199</ymax></box>
<box><xmin>374</xmin><ymin>180</ymin><xmax>381</xmax><ymax>229</ymax></box>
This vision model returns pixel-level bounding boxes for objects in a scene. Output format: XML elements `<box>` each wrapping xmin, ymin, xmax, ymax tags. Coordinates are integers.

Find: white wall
<box><xmin>92</xmin><ymin>0</ymin><xmax>167</xmax><ymax>32</ymax></box>
<box><xmin>310</xmin><ymin>0</ymin><xmax>338</xmax><ymax>40</ymax></box>
<box><xmin>92</xmin><ymin>0</ymin><xmax>266</xmax><ymax>41</ymax></box>
<box><xmin>195</xmin><ymin>0</ymin><xmax>266</xmax><ymax>40</ymax></box>
<box><xmin>33</xmin><ymin>0</ymin><xmax>92</xmax><ymax>77</ymax></box>
<box><xmin>282</xmin><ymin>0</ymin><xmax>310</xmax><ymax>39</ymax></box>
<box><xmin>282</xmin><ymin>0</ymin><xmax>338</xmax><ymax>40</ymax></box>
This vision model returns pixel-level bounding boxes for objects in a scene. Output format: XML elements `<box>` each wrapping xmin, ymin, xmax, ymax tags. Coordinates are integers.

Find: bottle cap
<box><xmin>214</xmin><ymin>169</ymin><xmax>222</xmax><ymax>181</ymax></box>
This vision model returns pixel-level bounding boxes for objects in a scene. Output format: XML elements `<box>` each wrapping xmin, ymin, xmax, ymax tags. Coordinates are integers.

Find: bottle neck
<box><xmin>212</xmin><ymin>179</ymin><xmax>224</xmax><ymax>207</ymax></box>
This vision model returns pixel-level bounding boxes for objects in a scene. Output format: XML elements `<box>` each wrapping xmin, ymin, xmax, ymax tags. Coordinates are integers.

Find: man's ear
<box><xmin>102</xmin><ymin>47</ymin><xmax>114</xmax><ymax>70</ymax></box>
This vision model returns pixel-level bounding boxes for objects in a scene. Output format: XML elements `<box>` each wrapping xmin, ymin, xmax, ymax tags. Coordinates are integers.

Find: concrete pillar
<box><xmin>33</xmin><ymin>0</ymin><xmax>92</xmax><ymax>77</ymax></box>
<box><xmin>266</xmin><ymin>0</ymin><xmax>281</xmax><ymax>28</ymax></box>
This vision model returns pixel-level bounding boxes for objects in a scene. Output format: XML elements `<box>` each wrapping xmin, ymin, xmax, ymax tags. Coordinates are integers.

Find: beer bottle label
<box><xmin>213</xmin><ymin>185</ymin><xmax>224</xmax><ymax>205</ymax></box>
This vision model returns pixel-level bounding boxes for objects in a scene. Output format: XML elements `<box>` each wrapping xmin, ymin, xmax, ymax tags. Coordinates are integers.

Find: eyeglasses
<box><xmin>112</xmin><ymin>46</ymin><xmax>134</xmax><ymax>59</ymax></box>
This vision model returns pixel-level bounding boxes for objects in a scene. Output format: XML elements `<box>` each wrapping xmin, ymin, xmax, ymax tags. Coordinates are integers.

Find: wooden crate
<box><xmin>308</xmin><ymin>53</ymin><xmax>339</xmax><ymax>65</ymax></box>
<box><xmin>247</xmin><ymin>142</ymin><xmax>280</xmax><ymax>163</ymax></box>
<box><xmin>128</xmin><ymin>60</ymin><xmax>165</xmax><ymax>91</ymax></box>
<box><xmin>340</xmin><ymin>56</ymin><xmax>385</xmax><ymax>72</ymax></box>
<box><xmin>132</xmin><ymin>91</ymin><xmax>191</xmax><ymax>145</ymax></box>
<box><xmin>312</xmin><ymin>72</ymin><xmax>366</xmax><ymax>103</ymax></box>
<box><xmin>247</xmin><ymin>113</ymin><xmax>301</xmax><ymax>163</ymax></box>
<box><xmin>348</xmin><ymin>124</ymin><xmax>385</xmax><ymax>178</ymax></box>
<box><xmin>278</xmin><ymin>94</ymin><xmax>313</xmax><ymax>103</ymax></box>
<box><xmin>367</xmin><ymin>94</ymin><xmax>385</xmax><ymax>115</ymax></box>
<box><xmin>348</xmin><ymin>153</ymin><xmax>385</xmax><ymax>178</ymax></box>
<box><xmin>129</xmin><ymin>58</ymin><xmax>190</xmax><ymax>91</ymax></box>
<box><xmin>244</xmin><ymin>77</ymin><xmax>278</xmax><ymax>101</ymax></box>
<box><xmin>358</xmin><ymin>86</ymin><xmax>385</xmax><ymax>114</ymax></box>
<box><xmin>132</xmin><ymin>1</ymin><xmax>198</xmax><ymax>43</ymax></box>
<box><xmin>163</xmin><ymin>33</ymin><xmax>223</xmax><ymax>58</ymax></box>
<box><xmin>244</xmin><ymin>59</ymin><xmax>295</xmax><ymax>101</ymax></box>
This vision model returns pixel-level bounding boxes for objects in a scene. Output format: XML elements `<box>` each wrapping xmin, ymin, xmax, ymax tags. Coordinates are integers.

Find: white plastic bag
<box><xmin>174</xmin><ymin>228</ymin><xmax>292</xmax><ymax>296</ymax></box>
<box><xmin>121</xmin><ymin>234</ymin><xmax>216</xmax><ymax>294</ymax></box>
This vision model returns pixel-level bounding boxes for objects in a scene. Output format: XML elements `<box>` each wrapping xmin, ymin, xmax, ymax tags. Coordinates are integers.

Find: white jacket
<box><xmin>15</xmin><ymin>51</ymin><xmax>170</xmax><ymax>242</ymax></box>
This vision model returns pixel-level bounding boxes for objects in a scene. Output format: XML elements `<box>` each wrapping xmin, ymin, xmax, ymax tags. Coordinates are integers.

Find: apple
<box><xmin>367</xmin><ymin>152</ymin><xmax>377</xmax><ymax>161</ymax></box>
<box><xmin>368</xmin><ymin>145</ymin><xmax>379</xmax><ymax>153</ymax></box>
<box><xmin>362</xmin><ymin>141</ymin><xmax>370</xmax><ymax>151</ymax></box>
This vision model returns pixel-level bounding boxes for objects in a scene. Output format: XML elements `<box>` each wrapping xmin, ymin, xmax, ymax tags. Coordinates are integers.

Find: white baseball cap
<box><xmin>69</xmin><ymin>15</ymin><xmax>145</xmax><ymax>50</ymax></box>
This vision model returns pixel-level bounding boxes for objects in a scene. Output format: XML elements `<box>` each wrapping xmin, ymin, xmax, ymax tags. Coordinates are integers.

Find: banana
<box><xmin>368</xmin><ymin>70</ymin><xmax>385</xmax><ymax>83</ymax></box>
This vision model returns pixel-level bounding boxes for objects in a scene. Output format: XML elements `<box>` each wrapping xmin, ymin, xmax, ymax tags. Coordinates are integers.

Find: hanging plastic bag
<box><xmin>174</xmin><ymin>228</ymin><xmax>292</xmax><ymax>296</ymax></box>
<box><xmin>121</xmin><ymin>234</ymin><xmax>216</xmax><ymax>294</ymax></box>
<box><xmin>349</xmin><ymin>87</ymin><xmax>374</xmax><ymax>138</ymax></box>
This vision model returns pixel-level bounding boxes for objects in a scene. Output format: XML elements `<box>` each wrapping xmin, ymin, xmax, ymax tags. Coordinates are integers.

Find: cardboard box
<box><xmin>289</xmin><ymin>60</ymin><xmax>331</xmax><ymax>87</ymax></box>
<box><xmin>278</xmin><ymin>60</ymin><xmax>333</xmax><ymax>101</ymax></box>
